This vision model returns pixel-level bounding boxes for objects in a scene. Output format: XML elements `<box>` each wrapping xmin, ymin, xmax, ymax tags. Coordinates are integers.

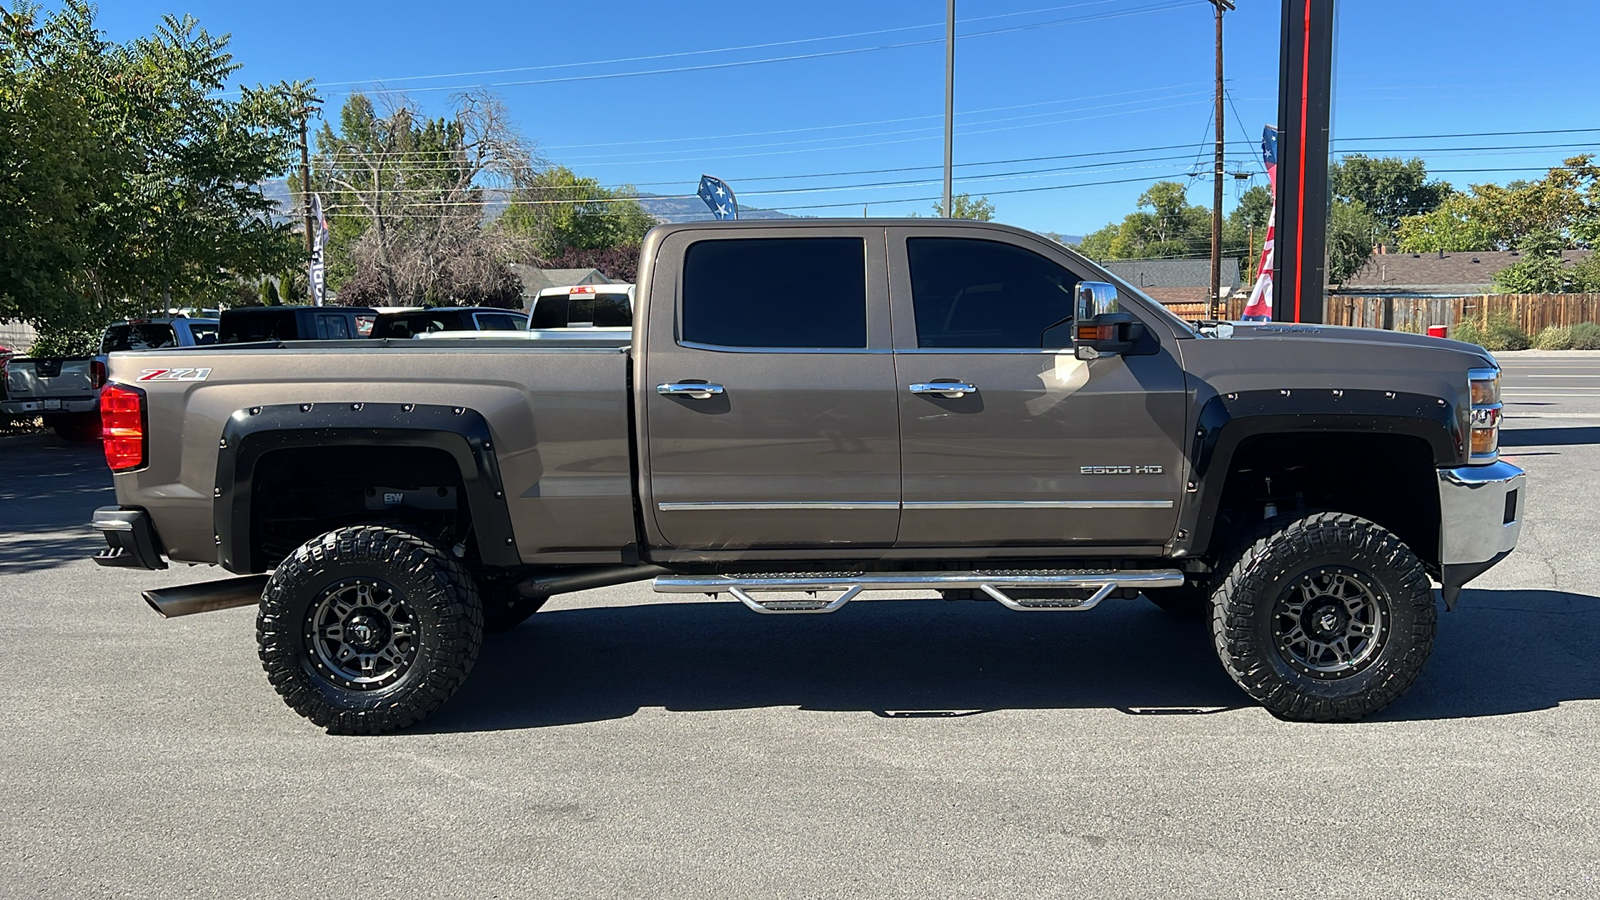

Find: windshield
<box><xmin>102</xmin><ymin>323</ymin><xmax>178</xmax><ymax>353</ymax></box>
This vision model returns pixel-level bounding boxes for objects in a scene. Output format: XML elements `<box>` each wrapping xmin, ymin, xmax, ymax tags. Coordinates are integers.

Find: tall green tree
<box><xmin>500</xmin><ymin>166</ymin><xmax>656</xmax><ymax>259</ymax></box>
<box><xmin>1329</xmin><ymin>155</ymin><xmax>1450</xmax><ymax>247</ymax></box>
<box><xmin>1326</xmin><ymin>199</ymin><xmax>1381</xmax><ymax>284</ymax></box>
<box><xmin>0</xmin><ymin>1</ymin><xmax>306</xmax><ymax>332</ymax></box>
<box><xmin>1397</xmin><ymin>155</ymin><xmax>1600</xmax><ymax>253</ymax></box>
<box><xmin>932</xmin><ymin>193</ymin><xmax>995</xmax><ymax>220</ymax></box>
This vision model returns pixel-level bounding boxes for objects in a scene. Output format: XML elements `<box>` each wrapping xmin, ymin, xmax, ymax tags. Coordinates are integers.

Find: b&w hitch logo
<box><xmin>137</xmin><ymin>368</ymin><xmax>212</xmax><ymax>382</ymax></box>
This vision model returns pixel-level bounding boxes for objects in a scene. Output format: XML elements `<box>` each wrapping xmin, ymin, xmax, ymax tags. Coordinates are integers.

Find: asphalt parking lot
<box><xmin>3</xmin><ymin>352</ymin><xmax>1599</xmax><ymax>899</ymax></box>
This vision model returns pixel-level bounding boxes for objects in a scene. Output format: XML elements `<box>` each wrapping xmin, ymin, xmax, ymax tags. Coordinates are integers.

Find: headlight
<box><xmin>1468</xmin><ymin>367</ymin><xmax>1501</xmax><ymax>463</ymax></box>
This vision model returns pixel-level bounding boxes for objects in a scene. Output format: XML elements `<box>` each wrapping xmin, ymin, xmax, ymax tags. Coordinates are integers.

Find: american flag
<box><xmin>1242</xmin><ymin>126</ymin><xmax>1278</xmax><ymax>321</ymax></box>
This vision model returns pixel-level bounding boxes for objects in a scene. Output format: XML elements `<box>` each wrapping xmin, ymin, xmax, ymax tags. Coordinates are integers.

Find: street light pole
<box><xmin>943</xmin><ymin>0</ymin><xmax>955</xmax><ymax>218</ymax></box>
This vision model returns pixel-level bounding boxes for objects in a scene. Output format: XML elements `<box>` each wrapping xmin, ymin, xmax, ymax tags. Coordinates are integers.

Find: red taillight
<box><xmin>102</xmin><ymin>384</ymin><xmax>145</xmax><ymax>471</ymax></box>
<box><xmin>90</xmin><ymin>359</ymin><xmax>107</xmax><ymax>389</ymax></box>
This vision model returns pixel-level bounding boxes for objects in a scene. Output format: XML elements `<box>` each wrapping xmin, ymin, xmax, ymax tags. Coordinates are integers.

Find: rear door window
<box><xmin>222</xmin><ymin>311</ymin><xmax>299</xmax><ymax>343</ymax></box>
<box><xmin>681</xmin><ymin>237</ymin><xmax>866</xmax><ymax>348</ymax></box>
<box><xmin>473</xmin><ymin>312</ymin><xmax>526</xmax><ymax>331</ymax></box>
<box><xmin>317</xmin><ymin>315</ymin><xmax>351</xmax><ymax>340</ymax></box>
<box><xmin>905</xmin><ymin>237</ymin><xmax>1080</xmax><ymax>349</ymax></box>
<box><xmin>102</xmin><ymin>324</ymin><xmax>178</xmax><ymax>353</ymax></box>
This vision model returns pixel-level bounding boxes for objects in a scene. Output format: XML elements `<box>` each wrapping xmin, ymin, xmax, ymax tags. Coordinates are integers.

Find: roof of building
<box><xmin>1338</xmin><ymin>248</ymin><xmax>1594</xmax><ymax>294</ymax></box>
<box><xmin>510</xmin><ymin>265</ymin><xmax>613</xmax><ymax>296</ymax></box>
<box><xmin>1101</xmin><ymin>258</ymin><xmax>1240</xmax><ymax>292</ymax></box>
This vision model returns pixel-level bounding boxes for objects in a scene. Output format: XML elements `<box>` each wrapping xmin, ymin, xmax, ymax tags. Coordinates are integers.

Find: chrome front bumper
<box><xmin>1437</xmin><ymin>460</ymin><xmax>1525</xmax><ymax>607</ymax></box>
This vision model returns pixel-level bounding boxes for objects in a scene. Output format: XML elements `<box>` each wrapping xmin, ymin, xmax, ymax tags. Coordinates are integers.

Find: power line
<box><xmin>321</xmin><ymin>1</ymin><xmax>1199</xmax><ymax>97</ymax></box>
<box><xmin>312</xmin><ymin>0</ymin><xmax>1144</xmax><ymax>89</ymax></box>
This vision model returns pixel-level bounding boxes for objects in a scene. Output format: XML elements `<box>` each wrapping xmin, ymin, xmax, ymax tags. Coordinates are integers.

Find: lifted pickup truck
<box><xmin>93</xmin><ymin>219</ymin><xmax>1524</xmax><ymax>733</ymax></box>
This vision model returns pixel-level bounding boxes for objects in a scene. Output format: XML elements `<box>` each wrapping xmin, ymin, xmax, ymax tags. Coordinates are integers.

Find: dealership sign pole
<box><xmin>1273</xmin><ymin>0</ymin><xmax>1334</xmax><ymax>324</ymax></box>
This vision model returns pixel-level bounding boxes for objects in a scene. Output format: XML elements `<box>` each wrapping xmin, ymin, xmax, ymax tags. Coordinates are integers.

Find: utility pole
<box><xmin>1208</xmin><ymin>0</ymin><xmax>1234</xmax><ymax>318</ymax></box>
<box><xmin>298</xmin><ymin>109</ymin><xmax>314</xmax><ymax>260</ymax></box>
<box><xmin>943</xmin><ymin>0</ymin><xmax>955</xmax><ymax>218</ymax></box>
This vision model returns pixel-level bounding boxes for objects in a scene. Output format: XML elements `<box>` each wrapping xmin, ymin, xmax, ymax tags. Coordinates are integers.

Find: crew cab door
<box><xmin>641</xmin><ymin>227</ymin><xmax>900</xmax><ymax>550</ymax></box>
<box><xmin>887</xmin><ymin>227</ymin><xmax>1188</xmax><ymax>549</ymax></box>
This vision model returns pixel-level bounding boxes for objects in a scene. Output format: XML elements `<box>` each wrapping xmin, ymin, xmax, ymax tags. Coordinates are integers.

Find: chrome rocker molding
<box><xmin>654</xmin><ymin>569</ymin><xmax>1186</xmax><ymax>614</ymax></box>
<box><xmin>1437</xmin><ymin>459</ymin><xmax>1526</xmax><ymax>609</ymax></box>
<box><xmin>658</xmin><ymin>499</ymin><xmax>1173</xmax><ymax>511</ymax></box>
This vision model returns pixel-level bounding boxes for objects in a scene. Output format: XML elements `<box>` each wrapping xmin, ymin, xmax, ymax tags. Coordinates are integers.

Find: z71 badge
<box><xmin>1081</xmin><ymin>464</ymin><xmax>1163</xmax><ymax>475</ymax></box>
<box><xmin>137</xmin><ymin>368</ymin><xmax>212</xmax><ymax>382</ymax></box>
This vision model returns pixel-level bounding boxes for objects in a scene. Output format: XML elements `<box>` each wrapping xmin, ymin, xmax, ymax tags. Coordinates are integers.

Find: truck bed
<box><xmin>110</xmin><ymin>338</ymin><xmax>637</xmax><ymax>566</ymax></box>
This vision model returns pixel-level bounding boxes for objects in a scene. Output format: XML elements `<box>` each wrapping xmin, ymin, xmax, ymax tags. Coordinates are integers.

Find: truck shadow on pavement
<box><xmin>0</xmin><ymin>435</ymin><xmax>112</xmax><ymax>573</ymax></box>
<box><xmin>421</xmin><ymin>586</ymin><xmax>1600</xmax><ymax>733</ymax></box>
<box><xmin>1500</xmin><ymin>426</ymin><xmax>1600</xmax><ymax>447</ymax></box>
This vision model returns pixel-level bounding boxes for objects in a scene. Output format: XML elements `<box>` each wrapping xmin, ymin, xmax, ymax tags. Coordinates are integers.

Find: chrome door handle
<box><xmin>909</xmin><ymin>382</ymin><xmax>976</xmax><ymax>399</ymax></box>
<box><xmin>657</xmin><ymin>382</ymin><xmax>725</xmax><ymax>400</ymax></box>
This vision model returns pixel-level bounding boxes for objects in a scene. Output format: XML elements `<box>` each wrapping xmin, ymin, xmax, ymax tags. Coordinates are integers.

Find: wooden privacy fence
<box><xmin>1323</xmin><ymin>294</ymin><xmax>1600</xmax><ymax>333</ymax></box>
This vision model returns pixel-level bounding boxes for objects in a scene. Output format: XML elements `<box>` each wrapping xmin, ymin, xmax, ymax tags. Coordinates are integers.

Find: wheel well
<box><xmin>1204</xmin><ymin>432</ymin><xmax>1439</xmax><ymax>569</ymax></box>
<box><xmin>251</xmin><ymin>446</ymin><xmax>472</xmax><ymax>569</ymax></box>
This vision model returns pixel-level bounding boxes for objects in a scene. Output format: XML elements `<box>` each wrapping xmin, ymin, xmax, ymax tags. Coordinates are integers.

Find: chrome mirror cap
<box><xmin>1076</xmin><ymin>281</ymin><xmax>1120</xmax><ymax>321</ymax></box>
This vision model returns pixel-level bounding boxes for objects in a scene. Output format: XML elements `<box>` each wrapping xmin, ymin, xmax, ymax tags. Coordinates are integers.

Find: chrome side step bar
<box><xmin>653</xmin><ymin>569</ymin><xmax>1185</xmax><ymax>614</ymax></box>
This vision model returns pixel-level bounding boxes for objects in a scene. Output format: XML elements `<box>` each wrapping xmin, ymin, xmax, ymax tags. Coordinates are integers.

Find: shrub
<box><xmin>1451</xmin><ymin>314</ymin><xmax>1530</xmax><ymax>352</ymax></box>
<box><xmin>1534</xmin><ymin>325</ymin><xmax>1575</xmax><ymax>350</ymax></box>
<box><xmin>1451</xmin><ymin>320</ymin><xmax>1485</xmax><ymax>346</ymax></box>
<box><xmin>1569</xmin><ymin>321</ymin><xmax>1600</xmax><ymax>350</ymax></box>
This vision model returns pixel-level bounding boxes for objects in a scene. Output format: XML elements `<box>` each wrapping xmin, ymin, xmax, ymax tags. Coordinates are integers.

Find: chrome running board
<box><xmin>653</xmin><ymin>569</ymin><xmax>1185</xmax><ymax>614</ymax></box>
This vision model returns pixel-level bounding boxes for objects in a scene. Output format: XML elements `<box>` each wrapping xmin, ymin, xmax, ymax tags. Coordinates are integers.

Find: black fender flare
<box><xmin>215</xmin><ymin>402</ymin><xmax>518</xmax><ymax>573</ymax></box>
<box><xmin>1176</xmin><ymin>388</ymin><xmax>1462</xmax><ymax>558</ymax></box>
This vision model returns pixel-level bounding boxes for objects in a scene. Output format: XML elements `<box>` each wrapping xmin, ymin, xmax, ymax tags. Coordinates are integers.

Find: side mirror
<box><xmin>1073</xmin><ymin>281</ymin><xmax>1143</xmax><ymax>360</ymax></box>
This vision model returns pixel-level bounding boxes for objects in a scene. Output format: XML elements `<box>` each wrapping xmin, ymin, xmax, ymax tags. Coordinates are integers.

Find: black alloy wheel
<box><xmin>258</xmin><ymin>525</ymin><xmax>482</xmax><ymax>734</ymax></box>
<box><xmin>1211</xmin><ymin>512</ymin><xmax>1436</xmax><ymax>721</ymax></box>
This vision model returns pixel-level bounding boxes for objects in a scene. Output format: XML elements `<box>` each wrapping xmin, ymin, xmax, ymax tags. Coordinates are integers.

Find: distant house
<box><xmin>1100</xmin><ymin>259</ymin><xmax>1240</xmax><ymax>306</ymax></box>
<box><xmin>509</xmin><ymin>265</ymin><xmax>613</xmax><ymax>309</ymax></box>
<box><xmin>1337</xmin><ymin>249</ymin><xmax>1594</xmax><ymax>296</ymax></box>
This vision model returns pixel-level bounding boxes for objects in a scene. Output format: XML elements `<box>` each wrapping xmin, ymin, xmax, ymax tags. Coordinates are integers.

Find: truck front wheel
<box><xmin>1211</xmin><ymin>512</ymin><xmax>1436</xmax><ymax>721</ymax></box>
<box><xmin>257</xmin><ymin>525</ymin><xmax>483</xmax><ymax>734</ymax></box>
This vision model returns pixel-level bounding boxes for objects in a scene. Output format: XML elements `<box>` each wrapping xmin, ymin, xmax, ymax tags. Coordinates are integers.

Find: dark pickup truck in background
<box><xmin>91</xmin><ymin>219</ymin><xmax>1524</xmax><ymax>734</ymax></box>
<box><xmin>219</xmin><ymin>305</ymin><xmax>378</xmax><ymax>343</ymax></box>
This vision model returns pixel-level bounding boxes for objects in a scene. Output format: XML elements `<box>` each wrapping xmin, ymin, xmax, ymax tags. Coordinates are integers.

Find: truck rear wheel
<box><xmin>257</xmin><ymin>525</ymin><xmax>483</xmax><ymax>734</ymax></box>
<box><xmin>1210</xmin><ymin>512</ymin><xmax>1435</xmax><ymax>721</ymax></box>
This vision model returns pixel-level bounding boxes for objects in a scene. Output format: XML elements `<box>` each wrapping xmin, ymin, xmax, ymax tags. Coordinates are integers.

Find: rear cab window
<box><xmin>102</xmin><ymin>323</ymin><xmax>178</xmax><ymax>354</ymax></box>
<box><xmin>681</xmin><ymin>237</ymin><xmax>866</xmax><ymax>348</ymax></box>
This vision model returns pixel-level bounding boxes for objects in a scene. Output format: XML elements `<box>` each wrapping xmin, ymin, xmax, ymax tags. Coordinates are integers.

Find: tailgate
<box><xmin>4</xmin><ymin>358</ymin><xmax>97</xmax><ymax>404</ymax></box>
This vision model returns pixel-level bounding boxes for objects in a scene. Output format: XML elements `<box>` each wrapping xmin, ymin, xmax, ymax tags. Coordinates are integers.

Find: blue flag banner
<box><xmin>1261</xmin><ymin>125</ymin><xmax>1279</xmax><ymax>168</ymax></box>
<box><xmin>697</xmin><ymin>175</ymin><xmax>738</xmax><ymax>220</ymax></box>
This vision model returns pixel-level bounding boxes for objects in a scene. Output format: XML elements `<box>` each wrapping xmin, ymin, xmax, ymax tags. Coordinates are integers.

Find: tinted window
<box><xmin>592</xmin><ymin>294</ymin><xmax>631</xmax><ymax>327</ymax></box>
<box><xmin>188</xmin><ymin>323</ymin><xmax>219</xmax><ymax>345</ymax></box>
<box><xmin>682</xmin><ymin>237</ymin><xmax>866</xmax><ymax>348</ymax></box>
<box><xmin>102</xmin><ymin>324</ymin><xmax>177</xmax><ymax>353</ymax></box>
<box><xmin>317</xmin><ymin>315</ymin><xmax>351</xmax><ymax>340</ymax></box>
<box><xmin>474</xmin><ymin>312</ymin><xmax>527</xmax><ymax>331</ymax></box>
<box><xmin>906</xmin><ymin>238</ymin><xmax>1080</xmax><ymax>348</ymax></box>
<box><xmin>530</xmin><ymin>297</ymin><xmax>568</xmax><ymax>329</ymax></box>
<box><xmin>374</xmin><ymin>312</ymin><xmax>454</xmax><ymax>338</ymax></box>
<box><xmin>221</xmin><ymin>311</ymin><xmax>299</xmax><ymax>343</ymax></box>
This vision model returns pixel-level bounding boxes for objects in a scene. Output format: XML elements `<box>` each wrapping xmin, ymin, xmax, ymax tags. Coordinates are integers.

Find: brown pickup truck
<box><xmin>91</xmin><ymin>219</ymin><xmax>1524</xmax><ymax>733</ymax></box>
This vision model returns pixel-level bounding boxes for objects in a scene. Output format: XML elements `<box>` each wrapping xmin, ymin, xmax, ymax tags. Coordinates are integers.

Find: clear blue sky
<box><xmin>85</xmin><ymin>0</ymin><xmax>1600</xmax><ymax>239</ymax></box>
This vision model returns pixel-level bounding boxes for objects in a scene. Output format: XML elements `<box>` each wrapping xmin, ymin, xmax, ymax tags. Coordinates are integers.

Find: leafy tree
<box><xmin>932</xmin><ymin>192</ymin><xmax>995</xmax><ymax>220</ymax></box>
<box><xmin>1491</xmin><ymin>229</ymin><xmax>1600</xmax><ymax>293</ymax></box>
<box><xmin>500</xmin><ymin>166</ymin><xmax>656</xmax><ymax>258</ymax></box>
<box><xmin>537</xmin><ymin>245</ymin><xmax>642</xmax><ymax>283</ymax></box>
<box><xmin>1397</xmin><ymin>155</ymin><xmax>1600</xmax><ymax>253</ymax></box>
<box><xmin>1329</xmin><ymin>155</ymin><xmax>1450</xmax><ymax>247</ymax></box>
<box><xmin>0</xmin><ymin>1</ymin><xmax>305</xmax><ymax>332</ymax></box>
<box><xmin>1326</xmin><ymin>199</ymin><xmax>1380</xmax><ymax>284</ymax></box>
<box><xmin>1224</xmin><ymin>185</ymin><xmax>1273</xmax><ymax>279</ymax></box>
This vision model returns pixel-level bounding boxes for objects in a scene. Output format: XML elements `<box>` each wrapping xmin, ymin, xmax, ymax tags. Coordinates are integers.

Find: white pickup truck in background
<box><xmin>1</xmin><ymin>317</ymin><xmax>218</xmax><ymax>440</ymax></box>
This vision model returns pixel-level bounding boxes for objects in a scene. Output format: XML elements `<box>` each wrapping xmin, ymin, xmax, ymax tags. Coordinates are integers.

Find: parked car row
<box><xmin>1</xmin><ymin>287</ymin><xmax>632</xmax><ymax>440</ymax></box>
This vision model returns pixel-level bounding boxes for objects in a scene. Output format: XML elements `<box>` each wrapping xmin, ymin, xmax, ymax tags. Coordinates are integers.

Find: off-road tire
<box><xmin>1210</xmin><ymin>512</ymin><xmax>1435</xmax><ymax>722</ymax></box>
<box><xmin>479</xmin><ymin>575</ymin><xmax>547</xmax><ymax>634</ymax></box>
<box><xmin>52</xmin><ymin>412</ymin><xmax>102</xmax><ymax>442</ymax></box>
<box><xmin>257</xmin><ymin>525</ymin><xmax>483</xmax><ymax>734</ymax></box>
